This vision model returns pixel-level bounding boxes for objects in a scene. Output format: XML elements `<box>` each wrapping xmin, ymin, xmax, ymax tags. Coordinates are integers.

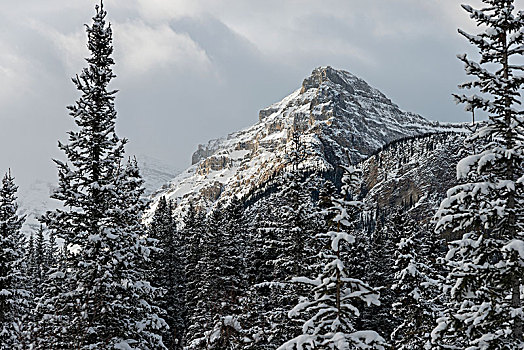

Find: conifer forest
<box><xmin>1</xmin><ymin>1</ymin><xmax>524</xmax><ymax>349</ymax></box>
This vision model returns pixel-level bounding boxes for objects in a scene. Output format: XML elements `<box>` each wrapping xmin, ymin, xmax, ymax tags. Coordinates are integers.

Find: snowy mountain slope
<box><xmin>18</xmin><ymin>154</ymin><xmax>178</xmax><ymax>234</ymax></box>
<box><xmin>361</xmin><ymin>132</ymin><xmax>466</xmax><ymax>223</ymax></box>
<box><xmin>17</xmin><ymin>180</ymin><xmax>57</xmax><ymax>233</ymax></box>
<box><xmin>136</xmin><ymin>154</ymin><xmax>181</xmax><ymax>197</ymax></box>
<box><xmin>151</xmin><ymin>66</ymin><xmax>464</xmax><ymax>216</ymax></box>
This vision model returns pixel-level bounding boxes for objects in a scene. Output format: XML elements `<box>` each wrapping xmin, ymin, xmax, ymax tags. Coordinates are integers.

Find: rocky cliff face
<box><xmin>150</xmin><ymin>66</ymin><xmax>465</xmax><ymax>216</ymax></box>
<box><xmin>361</xmin><ymin>132</ymin><xmax>465</xmax><ymax>224</ymax></box>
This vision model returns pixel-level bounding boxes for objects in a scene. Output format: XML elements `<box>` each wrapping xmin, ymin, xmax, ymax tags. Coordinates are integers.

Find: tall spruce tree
<box><xmin>33</xmin><ymin>225</ymin><xmax>46</xmax><ymax>294</ymax></box>
<box><xmin>149</xmin><ymin>196</ymin><xmax>186</xmax><ymax>350</ymax></box>
<box><xmin>241</xmin><ymin>197</ymin><xmax>283</xmax><ymax>349</ymax></box>
<box><xmin>0</xmin><ymin>171</ymin><xmax>29</xmax><ymax>349</ymax></box>
<box><xmin>45</xmin><ymin>229</ymin><xmax>57</xmax><ymax>268</ymax></box>
<box><xmin>221</xmin><ymin>196</ymin><xmax>246</xmax><ymax>316</ymax></box>
<box><xmin>25</xmin><ymin>226</ymin><xmax>47</xmax><ymax>343</ymax></box>
<box><xmin>39</xmin><ymin>3</ymin><xmax>165</xmax><ymax>349</ymax></box>
<box><xmin>432</xmin><ymin>1</ymin><xmax>524</xmax><ymax>348</ymax></box>
<box><xmin>204</xmin><ymin>196</ymin><xmax>247</xmax><ymax>349</ymax></box>
<box><xmin>200</xmin><ymin>203</ymin><xmax>226</xmax><ymax>346</ymax></box>
<box><xmin>259</xmin><ymin>130</ymin><xmax>318</xmax><ymax>347</ymax></box>
<box><xmin>33</xmin><ymin>224</ymin><xmax>59</xmax><ymax>345</ymax></box>
<box><xmin>186</xmin><ymin>203</ymin><xmax>227</xmax><ymax>348</ymax></box>
<box><xmin>358</xmin><ymin>206</ymin><xmax>403</xmax><ymax>339</ymax></box>
<box><xmin>34</xmin><ymin>239</ymin><xmax>69</xmax><ymax>348</ymax></box>
<box><xmin>390</xmin><ymin>213</ymin><xmax>440</xmax><ymax>350</ymax></box>
<box><xmin>25</xmin><ymin>233</ymin><xmax>35</xmax><ymax>293</ymax></box>
<box><xmin>269</xmin><ymin>171</ymin><xmax>319</xmax><ymax>346</ymax></box>
<box><xmin>279</xmin><ymin>164</ymin><xmax>386</xmax><ymax>350</ymax></box>
<box><xmin>183</xmin><ymin>202</ymin><xmax>207</xmax><ymax>347</ymax></box>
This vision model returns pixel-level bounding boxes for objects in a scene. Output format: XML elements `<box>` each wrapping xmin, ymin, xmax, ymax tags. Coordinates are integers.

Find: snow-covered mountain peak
<box><xmin>300</xmin><ymin>66</ymin><xmax>388</xmax><ymax>102</ymax></box>
<box><xmin>152</xmin><ymin>66</ymin><xmax>463</xmax><ymax>217</ymax></box>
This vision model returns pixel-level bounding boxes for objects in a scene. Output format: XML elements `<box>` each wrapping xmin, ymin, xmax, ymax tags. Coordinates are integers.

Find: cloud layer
<box><xmin>1</xmin><ymin>0</ymin><xmax>521</xmax><ymax>189</ymax></box>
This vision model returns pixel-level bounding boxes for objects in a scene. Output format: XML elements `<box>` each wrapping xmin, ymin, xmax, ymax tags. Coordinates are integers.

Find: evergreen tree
<box><xmin>390</xmin><ymin>214</ymin><xmax>439</xmax><ymax>350</ymax></box>
<box><xmin>25</xmin><ymin>233</ymin><xmax>36</xmax><ymax>291</ymax></box>
<box><xmin>240</xmin><ymin>154</ymin><xmax>321</xmax><ymax>348</ymax></box>
<box><xmin>45</xmin><ymin>229</ymin><xmax>57</xmax><ymax>268</ymax></box>
<box><xmin>258</xmin><ymin>128</ymin><xmax>319</xmax><ymax>346</ymax></box>
<box><xmin>432</xmin><ymin>1</ymin><xmax>524</xmax><ymax>348</ymax></box>
<box><xmin>33</xmin><ymin>225</ymin><xmax>46</xmax><ymax>294</ymax></box>
<box><xmin>279</xmin><ymin>164</ymin><xmax>386</xmax><ymax>349</ymax></box>
<box><xmin>206</xmin><ymin>316</ymin><xmax>244</xmax><ymax>350</ymax></box>
<box><xmin>183</xmin><ymin>202</ymin><xmax>206</xmax><ymax>347</ymax></box>
<box><xmin>112</xmin><ymin>157</ymin><xmax>168</xmax><ymax>348</ymax></box>
<box><xmin>149</xmin><ymin>196</ymin><xmax>186</xmax><ymax>350</ymax></box>
<box><xmin>259</xmin><ymin>170</ymin><xmax>319</xmax><ymax>347</ymax></box>
<box><xmin>241</xmin><ymin>199</ymin><xmax>283</xmax><ymax>349</ymax></box>
<box><xmin>0</xmin><ymin>171</ymin><xmax>29</xmax><ymax>349</ymax></box>
<box><xmin>33</xmin><ymin>241</ymin><xmax>68</xmax><ymax>348</ymax></box>
<box><xmin>221</xmin><ymin>196</ymin><xmax>246</xmax><ymax>315</ymax></box>
<box><xmin>24</xmin><ymin>226</ymin><xmax>47</xmax><ymax>345</ymax></box>
<box><xmin>39</xmin><ymin>3</ymin><xmax>165</xmax><ymax>348</ymax></box>
<box><xmin>286</xmin><ymin>129</ymin><xmax>308</xmax><ymax>171</ymax></box>
<box><xmin>360</xmin><ymin>212</ymin><xmax>398</xmax><ymax>340</ymax></box>
<box><xmin>187</xmin><ymin>203</ymin><xmax>226</xmax><ymax>348</ymax></box>
<box><xmin>318</xmin><ymin>180</ymin><xmax>337</xmax><ymax>224</ymax></box>
<box><xmin>205</xmin><ymin>196</ymin><xmax>247</xmax><ymax>349</ymax></box>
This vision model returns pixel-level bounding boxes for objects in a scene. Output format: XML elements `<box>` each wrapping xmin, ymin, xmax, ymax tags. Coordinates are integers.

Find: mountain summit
<box><xmin>152</xmin><ymin>66</ymin><xmax>461</xmax><ymax>214</ymax></box>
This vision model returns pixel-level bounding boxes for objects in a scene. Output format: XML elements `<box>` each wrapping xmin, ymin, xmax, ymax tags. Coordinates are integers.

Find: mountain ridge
<box><xmin>151</xmin><ymin>66</ymin><xmax>466</xmax><ymax>217</ymax></box>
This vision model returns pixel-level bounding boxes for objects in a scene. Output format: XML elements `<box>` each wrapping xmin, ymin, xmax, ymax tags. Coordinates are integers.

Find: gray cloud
<box><xmin>1</xmin><ymin>0</ymin><xmax>522</xmax><ymax>191</ymax></box>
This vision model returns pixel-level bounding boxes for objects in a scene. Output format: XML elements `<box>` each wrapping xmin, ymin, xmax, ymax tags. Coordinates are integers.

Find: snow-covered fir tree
<box><xmin>271</xmin><ymin>181</ymin><xmax>322</xmax><ymax>347</ymax></box>
<box><xmin>45</xmin><ymin>229</ymin><xmax>57</xmax><ymax>268</ymax></box>
<box><xmin>390</xmin><ymin>211</ymin><xmax>440</xmax><ymax>349</ymax></box>
<box><xmin>286</xmin><ymin>129</ymin><xmax>308</xmax><ymax>171</ymax></box>
<box><xmin>38</xmin><ymin>3</ymin><xmax>166</xmax><ymax>349</ymax></box>
<box><xmin>0</xmin><ymin>171</ymin><xmax>30</xmax><ymax>349</ymax></box>
<box><xmin>222</xmin><ymin>196</ymin><xmax>246</xmax><ymax>316</ymax></box>
<box><xmin>183</xmin><ymin>202</ymin><xmax>208</xmax><ymax>347</ymax></box>
<box><xmin>239</xmin><ymin>143</ymin><xmax>324</xmax><ymax>348</ymax></box>
<box><xmin>260</xmin><ymin>130</ymin><xmax>321</xmax><ymax>347</ymax></box>
<box><xmin>33</xmin><ymin>240</ymin><xmax>69</xmax><ymax>348</ymax></box>
<box><xmin>34</xmin><ymin>225</ymin><xmax>45</xmax><ymax>285</ymax></box>
<box><xmin>24</xmin><ymin>233</ymin><xmax>35</xmax><ymax>292</ymax></box>
<box><xmin>112</xmin><ymin>157</ymin><xmax>168</xmax><ymax>347</ymax></box>
<box><xmin>241</xmin><ymin>200</ymin><xmax>283</xmax><ymax>349</ymax></box>
<box><xmin>24</xmin><ymin>225</ymin><xmax>47</xmax><ymax>343</ymax></box>
<box><xmin>186</xmin><ymin>202</ymin><xmax>225</xmax><ymax>349</ymax></box>
<box><xmin>27</xmin><ymin>225</ymin><xmax>46</xmax><ymax>300</ymax></box>
<box><xmin>432</xmin><ymin>1</ymin><xmax>524</xmax><ymax>348</ymax></box>
<box><xmin>186</xmin><ymin>203</ymin><xmax>226</xmax><ymax>348</ymax></box>
<box><xmin>149</xmin><ymin>196</ymin><xmax>187</xmax><ymax>350</ymax></box>
<box><xmin>204</xmin><ymin>196</ymin><xmax>247</xmax><ymax>349</ymax></box>
<box><xmin>32</xmin><ymin>225</ymin><xmax>59</xmax><ymax>346</ymax></box>
<box><xmin>279</xmin><ymin>163</ymin><xmax>386</xmax><ymax>349</ymax></box>
<box><xmin>358</xmin><ymin>208</ymin><xmax>398</xmax><ymax>339</ymax></box>
<box><xmin>189</xmin><ymin>200</ymin><xmax>247</xmax><ymax>349</ymax></box>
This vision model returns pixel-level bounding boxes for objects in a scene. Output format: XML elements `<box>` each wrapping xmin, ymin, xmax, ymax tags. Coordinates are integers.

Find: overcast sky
<box><xmin>1</xmin><ymin>0</ymin><xmax>522</xmax><ymax>189</ymax></box>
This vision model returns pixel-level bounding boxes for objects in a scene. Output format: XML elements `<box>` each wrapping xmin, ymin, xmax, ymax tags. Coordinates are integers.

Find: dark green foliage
<box><xmin>149</xmin><ymin>196</ymin><xmax>186</xmax><ymax>349</ymax></box>
<box><xmin>187</xmin><ymin>199</ymin><xmax>248</xmax><ymax>349</ymax></box>
<box><xmin>0</xmin><ymin>171</ymin><xmax>29</xmax><ymax>349</ymax></box>
<box><xmin>183</xmin><ymin>202</ymin><xmax>206</xmax><ymax>347</ymax></box>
